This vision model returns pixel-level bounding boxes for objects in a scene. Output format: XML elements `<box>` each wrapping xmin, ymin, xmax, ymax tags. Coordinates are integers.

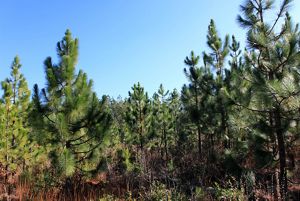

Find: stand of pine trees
<box><xmin>0</xmin><ymin>0</ymin><xmax>299</xmax><ymax>200</ymax></box>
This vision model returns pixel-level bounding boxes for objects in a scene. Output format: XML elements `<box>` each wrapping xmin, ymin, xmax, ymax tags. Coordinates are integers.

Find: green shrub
<box><xmin>99</xmin><ymin>194</ymin><xmax>117</xmax><ymax>201</ymax></box>
<box><xmin>215</xmin><ymin>182</ymin><xmax>246</xmax><ymax>200</ymax></box>
<box><xmin>143</xmin><ymin>181</ymin><xmax>188</xmax><ymax>201</ymax></box>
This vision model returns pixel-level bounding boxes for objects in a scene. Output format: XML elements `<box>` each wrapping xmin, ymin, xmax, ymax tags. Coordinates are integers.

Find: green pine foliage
<box><xmin>30</xmin><ymin>30</ymin><xmax>111</xmax><ymax>178</ymax></box>
<box><xmin>126</xmin><ymin>82</ymin><xmax>151</xmax><ymax>150</ymax></box>
<box><xmin>0</xmin><ymin>1</ymin><xmax>300</xmax><ymax>200</ymax></box>
<box><xmin>233</xmin><ymin>0</ymin><xmax>300</xmax><ymax>199</ymax></box>
<box><xmin>151</xmin><ymin>84</ymin><xmax>172</xmax><ymax>154</ymax></box>
<box><xmin>0</xmin><ymin>56</ymin><xmax>33</xmax><ymax>176</ymax></box>
<box><xmin>182</xmin><ymin>50</ymin><xmax>217</xmax><ymax>156</ymax></box>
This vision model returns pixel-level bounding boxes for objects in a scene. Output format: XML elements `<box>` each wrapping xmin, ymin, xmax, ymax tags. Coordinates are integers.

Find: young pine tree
<box><xmin>182</xmin><ymin>51</ymin><xmax>215</xmax><ymax>156</ymax></box>
<box><xmin>151</xmin><ymin>84</ymin><xmax>173</xmax><ymax>159</ymax></box>
<box><xmin>235</xmin><ymin>0</ymin><xmax>300</xmax><ymax>199</ymax></box>
<box><xmin>126</xmin><ymin>82</ymin><xmax>151</xmax><ymax>151</ymax></box>
<box><xmin>203</xmin><ymin>20</ymin><xmax>232</xmax><ymax>148</ymax></box>
<box><xmin>31</xmin><ymin>30</ymin><xmax>111</xmax><ymax>178</ymax></box>
<box><xmin>0</xmin><ymin>56</ymin><xmax>32</xmax><ymax>181</ymax></box>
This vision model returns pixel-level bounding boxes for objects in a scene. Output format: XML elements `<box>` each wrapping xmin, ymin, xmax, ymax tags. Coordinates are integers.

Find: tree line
<box><xmin>0</xmin><ymin>0</ymin><xmax>299</xmax><ymax>200</ymax></box>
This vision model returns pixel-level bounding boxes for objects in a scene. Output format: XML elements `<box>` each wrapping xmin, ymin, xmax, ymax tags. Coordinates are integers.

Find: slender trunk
<box><xmin>194</xmin><ymin>83</ymin><xmax>202</xmax><ymax>156</ymax></box>
<box><xmin>5</xmin><ymin>106</ymin><xmax>9</xmax><ymax>179</ymax></box>
<box><xmin>139</xmin><ymin>108</ymin><xmax>143</xmax><ymax>151</ymax></box>
<box><xmin>139</xmin><ymin>130</ymin><xmax>143</xmax><ymax>150</ymax></box>
<box><xmin>269</xmin><ymin>112</ymin><xmax>275</xmax><ymax>152</ymax></box>
<box><xmin>221</xmin><ymin>105</ymin><xmax>228</xmax><ymax>148</ymax></box>
<box><xmin>210</xmin><ymin>133</ymin><xmax>214</xmax><ymax>156</ymax></box>
<box><xmin>217</xmin><ymin>73</ymin><xmax>228</xmax><ymax>149</ymax></box>
<box><xmin>275</xmin><ymin>169</ymin><xmax>281</xmax><ymax>201</ymax></box>
<box><xmin>267</xmin><ymin>72</ymin><xmax>286</xmax><ymax>200</ymax></box>
<box><xmin>270</xmin><ymin>111</ymin><xmax>280</xmax><ymax>200</ymax></box>
<box><xmin>5</xmin><ymin>105</ymin><xmax>11</xmax><ymax>199</ymax></box>
<box><xmin>274</xmin><ymin>108</ymin><xmax>287</xmax><ymax>200</ymax></box>
<box><xmin>159</xmin><ymin>131</ymin><xmax>164</xmax><ymax>157</ymax></box>
<box><xmin>197</xmin><ymin>124</ymin><xmax>202</xmax><ymax>156</ymax></box>
<box><xmin>163</xmin><ymin>125</ymin><xmax>168</xmax><ymax>160</ymax></box>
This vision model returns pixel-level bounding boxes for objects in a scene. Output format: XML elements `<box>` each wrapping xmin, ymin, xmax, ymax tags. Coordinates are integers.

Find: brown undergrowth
<box><xmin>0</xmin><ymin>145</ymin><xmax>299</xmax><ymax>201</ymax></box>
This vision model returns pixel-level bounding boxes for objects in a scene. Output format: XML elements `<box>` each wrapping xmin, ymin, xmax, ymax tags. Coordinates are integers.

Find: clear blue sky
<box><xmin>1</xmin><ymin>0</ymin><xmax>300</xmax><ymax>98</ymax></box>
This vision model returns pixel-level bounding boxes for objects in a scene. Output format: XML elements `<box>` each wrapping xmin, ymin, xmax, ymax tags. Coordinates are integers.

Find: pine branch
<box><xmin>70</xmin><ymin>135</ymin><xmax>95</xmax><ymax>146</ymax></box>
<box><xmin>233</xmin><ymin>101</ymin><xmax>271</xmax><ymax>113</ymax></box>
<box><xmin>268</xmin><ymin>0</ymin><xmax>292</xmax><ymax>34</ymax></box>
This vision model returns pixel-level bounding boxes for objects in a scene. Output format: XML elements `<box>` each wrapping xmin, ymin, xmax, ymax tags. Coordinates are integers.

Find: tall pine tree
<box><xmin>31</xmin><ymin>30</ymin><xmax>111</xmax><ymax>178</ymax></box>
<box><xmin>0</xmin><ymin>56</ymin><xmax>32</xmax><ymax>184</ymax></box>
<box><xmin>234</xmin><ymin>0</ymin><xmax>300</xmax><ymax>199</ymax></box>
<box><xmin>126</xmin><ymin>82</ymin><xmax>151</xmax><ymax>151</ymax></box>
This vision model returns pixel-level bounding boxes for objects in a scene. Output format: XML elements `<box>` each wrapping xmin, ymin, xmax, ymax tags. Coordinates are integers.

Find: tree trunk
<box><xmin>197</xmin><ymin>124</ymin><xmax>202</xmax><ymax>156</ymax></box>
<box><xmin>274</xmin><ymin>109</ymin><xmax>287</xmax><ymax>200</ymax></box>
<box><xmin>139</xmin><ymin>108</ymin><xmax>143</xmax><ymax>151</ymax></box>
<box><xmin>194</xmin><ymin>85</ymin><xmax>202</xmax><ymax>156</ymax></box>
<box><xmin>163</xmin><ymin>125</ymin><xmax>168</xmax><ymax>160</ymax></box>
<box><xmin>270</xmin><ymin>112</ymin><xmax>281</xmax><ymax>200</ymax></box>
<box><xmin>221</xmin><ymin>105</ymin><xmax>228</xmax><ymax>148</ymax></box>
